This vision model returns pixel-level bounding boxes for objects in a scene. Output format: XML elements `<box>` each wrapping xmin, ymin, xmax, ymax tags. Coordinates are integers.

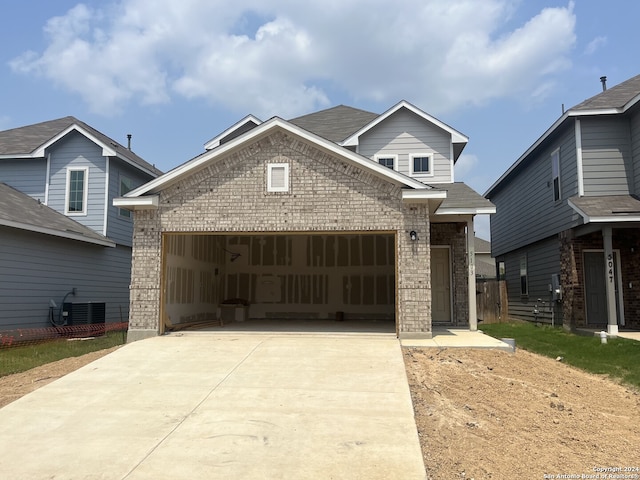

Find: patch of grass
<box><xmin>480</xmin><ymin>322</ymin><xmax>640</xmax><ymax>389</ymax></box>
<box><xmin>0</xmin><ymin>331</ymin><xmax>126</xmax><ymax>378</ymax></box>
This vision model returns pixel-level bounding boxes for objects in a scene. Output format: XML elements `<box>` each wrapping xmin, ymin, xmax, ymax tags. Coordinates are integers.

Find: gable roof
<box><xmin>0</xmin><ymin>116</ymin><xmax>162</xmax><ymax>177</ymax></box>
<box><xmin>0</xmin><ymin>182</ymin><xmax>115</xmax><ymax>247</ymax></box>
<box><xmin>289</xmin><ymin>105</ymin><xmax>379</xmax><ymax>143</ymax></box>
<box><xmin>118</xmin><ymin>116</ymin><xmax>445</xmax><ymax>205</ymax></box>
<box><xmin>486</xmin><ymin>74</ymin><xmax>640</xmax><ymax>197</ymax></box>
<box><xmin>432</xmin><ymin>182</ymin><xmax>496</xmax><ymax>215</ymax></box>
<box><xmin>204</xmin><ymin>115</ymin><xmax>263</xmax><ymax>150</ymax></box>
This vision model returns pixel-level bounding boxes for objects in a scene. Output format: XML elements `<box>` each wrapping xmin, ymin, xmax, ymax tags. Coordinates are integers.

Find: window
<box><xmin>375</xmin><ymin>155</ymin><xmax>396</xmax><ymax>170</ymax></box>
<box><xmin>410</xmin><ymin>153</ymin><xmax>433</xmax><ymax>175</ymax></box>
<box><xmin>267</xmin><ymin>163</ymin><xmax>289</xmax><ymax>192</ymax></box>
<box><xmin>66</xmin><ymin>167</ymin><xmax>88</xmax><ymax>215</ymax></box>
<box><xmin>498</xmin><ymin>261</ymin><xmax>506</xmax><ymax>280</ymax></box>
<box><xmin>119</xmin><ymin>175</ymin><xmax>134</xmax><ymax>218</ymax></box>
<box><xmin>520</xmin><ymin>255</ymin><xmax>528</xmax><ymax>296</ymax></box>
<box><xmin>551</xmin><ymin>149</ymin><xmax>561</xmax><ymax>201</ymax></box>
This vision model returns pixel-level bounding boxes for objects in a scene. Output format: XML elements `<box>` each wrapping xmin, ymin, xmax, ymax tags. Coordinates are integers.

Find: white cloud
<box><xmin>10</xmin><ymin>0</ymin><xmax>577</xmax><ymax>117</ymax></box>
<box><xmin>584</xmin><ymin>35</ymin><xmax>607</xmax><ymax>55</ymax></box>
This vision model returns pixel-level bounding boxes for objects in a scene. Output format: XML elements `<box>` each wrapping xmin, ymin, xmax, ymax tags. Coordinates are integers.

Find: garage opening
<box><xmin>161</xmin><ymin>232</ymin><xmax>396</xmax><ymax>333</ymax></box>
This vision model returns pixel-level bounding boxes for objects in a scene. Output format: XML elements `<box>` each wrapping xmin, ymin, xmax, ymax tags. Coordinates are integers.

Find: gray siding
<box><xmin>0</xmin><ymin>158</ymin><xmax>47</xmax><ymax>201</ymax></box>
<box><xmin>498</xmin><ymin>236</ymin><xmax>561</xmax><ymax>323</ymax></box>
<box><xmin>489</xmin><ymin>123</ymin><xmax>579</xmax><ymax>257</ymax></box>
<box><xmin>0</xmin><ymin>226</ymin><xmax>132</xmax><ymax>330</ymax></box>
<box><xmin>47</xmin><ymin>131</ymin><xmax>107</xmax><ymax>235</ymax></box>
<box><xmin>107</xmin><ymin>159</ymin><xmax>155</xmax><ymax>247</ymax></box>
<box><xmin>581</xmin><ymin>117</ymin><xmax>634</xmax><ymax>195</ymax></box>
<box><xmin>358</xmin><ymin>108</ymin><xmax>452</xmax><ymax>182</ymax></box>
<box><xmin>631</xmin><ymin>110</ymin><xmax>640</xmax><ymax>192</ymax></box>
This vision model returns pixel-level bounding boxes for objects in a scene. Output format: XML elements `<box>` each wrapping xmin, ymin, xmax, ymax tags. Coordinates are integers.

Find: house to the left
<box><xmin>0</xmin><ymin>117</ymin><xmax>161</xmax><ymax>331</ymax></box>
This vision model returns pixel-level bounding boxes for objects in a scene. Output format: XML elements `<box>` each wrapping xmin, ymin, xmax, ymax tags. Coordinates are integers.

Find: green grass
<box><xmin>480</xmin><ymin>322</ymin><xmax>640</xmax><ymax>389</ymax></box>
<box><xmin>0</xmin><ymin>331</ymin><xmax>127</xmax><ymax>378</ymax></box>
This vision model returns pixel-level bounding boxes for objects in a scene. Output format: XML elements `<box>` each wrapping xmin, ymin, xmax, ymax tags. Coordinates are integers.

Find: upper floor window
<box><xmin>267</xmin><ymin>163</ymin><xmax>289</xmax><ymax>192</ymax></box>
<box><xmin>65</xmin><ymin>167</ymin><xmax>88</xmax><ymax>215</ymax></box>
<box><xmin>375</xmin><ymin>155</ymin><xmax>396</xmax><ymax>170</ymax></box>
<box><xmin>551</xmin><ymin>149</ymin><xmax>561</xmax><ymax>202</ymax></box>
<box><xmin>410</xmin><ymin>153</ymin><xmax>433</xmax><ymax>176</ymax></box>
<box><xmin>520</xmin><ymin>255</ymin><xmax>528</xmax><ymax>296</ymax></box>
<box><xmin>119</xmin><ymin>175</ymin><xmax>134</xmax><ymax>218</ymax></box>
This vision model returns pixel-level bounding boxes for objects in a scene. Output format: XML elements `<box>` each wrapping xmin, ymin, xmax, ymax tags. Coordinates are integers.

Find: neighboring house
<box><xmin>485</xmin><ymin>74</ymin><xmax>640</xmax><ymax>334</ymax></box>
<box><xmin>116</xmin><ymin>101</ymin><xmax>495</xmax><ymax>342</ymax></box>
<box><xmin>0</xmin><ymin>117</ymin><xmax>161</xmax><ymax>330</ymax></box>
<box><xmin>474</xmin><ymin>237</ymin><xmax>496</xmax><ymax>280</ymax></box>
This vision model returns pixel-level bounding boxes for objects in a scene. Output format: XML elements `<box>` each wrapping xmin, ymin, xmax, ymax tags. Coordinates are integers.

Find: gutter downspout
<box><xmin>575</xmin><ymin>118</ymin><xmax>585</xmax><ymax>197</ymax></box>
<box><xmin>44</xmin><ymin>152</ymin><xmax>51</xmax><ymax>205</ymax></box>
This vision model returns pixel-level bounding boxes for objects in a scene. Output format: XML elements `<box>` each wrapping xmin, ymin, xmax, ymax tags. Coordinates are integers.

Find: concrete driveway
<box><xmin>0</xmin><ymin>332</ymin><xmax>426</xmax><ymax>479</ymax></box>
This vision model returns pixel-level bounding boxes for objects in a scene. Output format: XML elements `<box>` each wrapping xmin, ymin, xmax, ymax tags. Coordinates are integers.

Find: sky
<box><xmin>1</xmin><ymin>0</ymin><xmax>639</xmax><ymax>240</ymax></box>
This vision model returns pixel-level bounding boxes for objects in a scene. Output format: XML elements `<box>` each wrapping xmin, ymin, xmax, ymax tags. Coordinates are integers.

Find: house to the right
<box><xmin>485</xmin><ymin>74</ymin><xmax>640</xmax><ymax>335</ymax></box>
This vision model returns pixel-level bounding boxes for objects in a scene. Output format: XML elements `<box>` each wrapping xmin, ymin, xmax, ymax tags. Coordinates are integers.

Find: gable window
<box><xmin>551</xmin><ymin>149</ymin><xmax>561</xmax><ymax>201</ymax></box>
<box><xmin>375</xmin><ymin>155</ymin><xmax>396</xmax><ymax>170</ymax></box>
<box><xmin>119</xmin><ymin>175</ymin><xmax>134</xmax><ymax>218</ymax></box>
<box><xmin>410</xmin><ymin>153</ymin><xmax>433</xmax><ymax>175</ymax></box>
<box><xmin>520</xmin><ymin>255</ymin><xmax>528</xmax><ymax>296</ymax></box>
<box><xmin>267</xmin><ymin>163</ymin><xmax>289</xmax><ymax>192</ymax></box>
<box><xmin>66</xmin><ymin>167</ymin><xmax>88</xmax><ymax>215</ymax></box>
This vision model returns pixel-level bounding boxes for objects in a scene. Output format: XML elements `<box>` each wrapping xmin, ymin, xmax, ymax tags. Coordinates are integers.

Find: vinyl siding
<box><xmin>630</xmin><ymin>109</ymin><xmax>640</xmax><ymax>192</ymax></box>
<box><xmin>0</xmin><ymin>158</ymin><xmax>47</xmax><ymax>201</ymax></box>
<box><xmin>0</xmin><ymin>226</ymin><xmax>132</xmax><ymax>330</ymax></box>
<box><xmin>46</xmin><ymin>131</ymin><xmax>107</xmax><ymax>235</ymax></box>
<box><xmin>358</xmin><ymin>108</ymin><xmax>452</xmax><ymax>182</ymax></box>
<box><xmin>489</xmin><ymin>124</ymin><xmax>580</xmax><ymax>257</ymax></box>
<box><xmin>581</xmin><ymin>117</ymin><xmax>634</xmax><ymax>195</ymax></box>
<box><xmin>107</xmin><ymin>159</ymin><xmax>155</xmax><ymax>246</ymax></box>
<box><xmin>498</xmin><ymin>236</ymin><xmax>562</xmax><ymax>323</ymax></box>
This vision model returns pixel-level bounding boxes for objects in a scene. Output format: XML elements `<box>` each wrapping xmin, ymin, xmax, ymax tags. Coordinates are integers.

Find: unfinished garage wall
<box><xmin>127</xmin><ymin>129</ymin><xmax>432</xmax><ymax>339</ymax></box>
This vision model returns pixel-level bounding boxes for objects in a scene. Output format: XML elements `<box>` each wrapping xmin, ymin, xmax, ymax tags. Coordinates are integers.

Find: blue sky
<box><xmin>2</xmin><ymin>0</ymin><xmax>639</xmax><ymax>240</ymax></box>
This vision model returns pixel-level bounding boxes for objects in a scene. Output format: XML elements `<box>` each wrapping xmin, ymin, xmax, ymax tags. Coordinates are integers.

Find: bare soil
<box><xmin>2</xmin><ymin>346</ymin><xmax>639</xmax><ymax>479</ymax></box>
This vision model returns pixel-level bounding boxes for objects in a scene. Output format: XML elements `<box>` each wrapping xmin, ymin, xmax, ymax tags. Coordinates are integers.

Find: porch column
<box><xmin>467</xmin><ymin>217</ymin><xmax>478</xmax><ymax>331</ymax></box>
<box><xmin>603</xmin><ymin>227</ymin><xmax>618</xmax><ymax>335</ymax></box>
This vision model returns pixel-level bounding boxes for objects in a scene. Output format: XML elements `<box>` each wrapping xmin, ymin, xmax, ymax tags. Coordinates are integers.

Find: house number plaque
<box><xmin>607</xmin><ymin>253</ymin><xmax>614</xmax><ymax>283</ymax></box>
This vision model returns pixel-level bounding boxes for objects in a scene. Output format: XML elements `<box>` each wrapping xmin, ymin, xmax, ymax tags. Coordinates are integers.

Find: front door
<box><xmin>431</xmin><ymin>247</ymin><xmax>452</xmax><ymax>324</ymax></box>
<box><xmin>584</xmin><ymin>251</ymin><xmax>621</xmax><ymax>325</ymax></box>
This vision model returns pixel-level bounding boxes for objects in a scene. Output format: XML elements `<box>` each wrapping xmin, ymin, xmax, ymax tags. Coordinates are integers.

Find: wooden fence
<box><xmin>476</xmin><ymin>279</ymin><xmax>508</xmax><ymax>324</ymax></box>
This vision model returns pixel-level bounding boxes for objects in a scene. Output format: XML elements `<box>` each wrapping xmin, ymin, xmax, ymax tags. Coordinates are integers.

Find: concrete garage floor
<box><xmin>0</xmin><ymin>333</ymin><xmax>427</xmax><ymax>480</ymax></box>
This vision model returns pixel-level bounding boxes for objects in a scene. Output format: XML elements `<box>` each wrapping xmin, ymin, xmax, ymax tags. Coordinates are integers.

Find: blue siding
<box><xmin>47</xmin><ymin>131</ymin><xmax>107</xmax><ymax>235</ymax></box>
<box><xmin>489</xmin><ymin>123</ymin><xmax>580</xmax><ymax>257</ymax></box>
<box><xmin>0</xmin><ymin>158</ymin><xmax>47</xmax><ymax>201</ymax></box>
<box><xmin>107</xmin><ymin>158</ymin><xmax>156</xmax><ymax>246</ymax></box>
<box><xmin>0</xmin><ymin>226</ymin><xmax>132</xmax><ymax>330</ymax></box>
<box><xmin>581</xmin><ymin>117</ymin><xmax>634</xmax><ymax>195</ymax></box>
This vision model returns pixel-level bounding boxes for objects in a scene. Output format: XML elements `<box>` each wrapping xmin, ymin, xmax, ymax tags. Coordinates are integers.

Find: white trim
<box><xmin>374</xmin><ymin>154</ymin><xmax>397</xmax><ymax>171</ymax></box>
<box><xmin>113</xmin><ymin>195</ymin><xmax>159</xmax><ymax>209</ymax></box>
<box><xmin>103</xmin><ymin>157</ymin><xmax>109</xmax><ymax>236</ymax></box>
<box><xmin>126</xmin><ymin>117</ymin><xmax>431</xmax><ymax>197</ymax></box>
<box><xmin>449</xmin><ymin>143</ymin><xmax>455</xmax><ymax>182</ymax></box>
<box><xmin>575</xmin><ymin>118</ymin><xmax>584</xmax><ymax>196</ymax></box>
<box><xmin>0</xmin><ymin>218</ymin><xmax>115</xmax><ymax>247</ymax></box>
<box><xmin>435</xmin><ymin>206</ymin><xmax>496</xmax><ymax>215</ymax></box>
<box><xmin>341</xmin><ymin>100</ymin><xmax>468</xmax><ymax>148</ymax></box>
<box><xmin>267</xmin><ymin>163</ymin><xmax>289</xmax><ymax>192</ymax></box>
<box><xmin>65</xmin><ymin>167</ymin><xmax>89</xmax><ymax>216</ymax></box>
<box><xmin>204</xmin><ymin>114</ymin><xmax>263</xmax><ymax>150</ymax></box>
<box><xmin>401</xmin><ymin>189</ymin><xmax>447</xmax><ymax>202</ymax></box>
<box><xmin>33</xmin><ymin>125</ymin><xmax>116</xmax><ymax>158</ymax></box>
<box><xmin>44</xmin><ymin>152</ymin><xmax>51</xmax><ymax>205</ymax></box>
<box><xmin>409</xmin><ymin>153</ymin><xmax>434</xmax><ymax>177</ymax></box>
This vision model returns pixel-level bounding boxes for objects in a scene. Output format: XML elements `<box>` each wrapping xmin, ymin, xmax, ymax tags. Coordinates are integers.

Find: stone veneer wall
<box><xmin>560</xmin><ymin>229</ymin><xmax>640</xmax><ymax>329</ymax></box>
<box><xmin>431</xmin><ymin>223</ymin><xmax>469</xmax><ymax>325</ymax></box>
<box><xmin>127</xmin><ymin>130</ymin><xmax>433</xmax><ymax>340</ymax></box>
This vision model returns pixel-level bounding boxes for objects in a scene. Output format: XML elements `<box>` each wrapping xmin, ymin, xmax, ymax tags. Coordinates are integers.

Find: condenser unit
<box><xmin>62</xmin><ymin>302</ymin><xmax>106</xmax><ymax>335</ymax></box>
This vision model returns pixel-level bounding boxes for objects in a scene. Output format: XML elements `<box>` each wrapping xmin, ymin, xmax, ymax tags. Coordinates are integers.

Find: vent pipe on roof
<box><xmin>600</xmin><ymin>76</ymin><xmax>607</xmax><ymax>91</ymax></box>
<box><xmin>127</xmin><ymin>134</ymin><xmax>132</xmax><ymax>150</ymax></box>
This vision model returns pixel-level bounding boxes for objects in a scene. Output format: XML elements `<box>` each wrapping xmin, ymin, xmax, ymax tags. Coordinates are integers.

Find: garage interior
<box><xmin>161</xmin><ymin>232</ymin><xmax>397</xmax><ymax>333</ymax></box>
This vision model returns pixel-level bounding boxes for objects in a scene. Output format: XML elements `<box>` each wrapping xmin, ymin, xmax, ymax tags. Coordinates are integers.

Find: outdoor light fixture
<box><xmin>409</xmin><ymin>230</ymin><xmax>417</xmax><ymax>241</ymax></box>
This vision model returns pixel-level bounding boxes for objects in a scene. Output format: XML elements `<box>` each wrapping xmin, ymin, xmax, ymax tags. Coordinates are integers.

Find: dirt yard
<box><xmin>1</xmin><ymin>345</ymin><xmax>639</xmax><ymax>479</ymax></box>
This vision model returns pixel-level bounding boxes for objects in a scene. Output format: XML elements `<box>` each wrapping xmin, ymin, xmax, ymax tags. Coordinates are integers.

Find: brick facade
<box><xmin>128</xmin><ymin>129</ymin><xmax>447</xmax><ymax>340</ymax></box>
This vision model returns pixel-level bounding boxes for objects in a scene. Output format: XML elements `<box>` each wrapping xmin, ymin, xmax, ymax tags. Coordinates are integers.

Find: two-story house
<box><xmin>0</xmin><ymin>117</ymin><xmax>161</xmax><ymax>331</ymax></box>
<box><xmin>115</xmin><ymin>101</ymin><xmax>494</xmax><ymax>342</ymax></box>
<box><xmin>485</xmin><ymin>74</ymin><xmax>640</xmax><ymax>335</ymax></box>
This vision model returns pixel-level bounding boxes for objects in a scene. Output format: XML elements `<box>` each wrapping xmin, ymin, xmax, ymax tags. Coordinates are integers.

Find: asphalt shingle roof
<box><xmin>289</xmin><ymin>105</ymin><xmax>378</xmax><ymax>143</ymax></box>
<box><xmin>570</xmin><ymin>74</ymin><xmax>640</xmax><ymax>111</ymax></box>
<box><xmin>0</xmin><ymin>182</ymin><xmax>114</xmax><ymax>245</ymax></box>
<box><xmin>569</xmin><ymin>194</ymin><xmax>640</xmax><ymax>219</ymax></box>
<box><xmin>0</xmin><ymin>116</ymin><xmax>162</xmax><ymax>176</ymax></box>
<box><xmin>435</xmin><ymin>182</ymin><xmax>496</xmax><ymax>211</ymax></box>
